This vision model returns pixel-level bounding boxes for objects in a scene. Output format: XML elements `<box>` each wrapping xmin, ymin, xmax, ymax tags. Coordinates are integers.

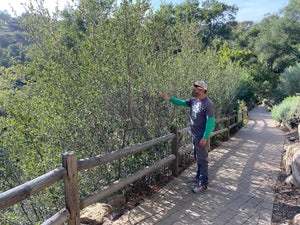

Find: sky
<box><xmin>2</xmin><ymin>0</ymin><xmax>290</xmax><ymax>23</ymax></box>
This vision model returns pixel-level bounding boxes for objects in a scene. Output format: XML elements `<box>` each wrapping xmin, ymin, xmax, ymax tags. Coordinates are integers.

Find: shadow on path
<box><xmin>112</xmin><ymin>106</ymin><xmax>285</xmax><ymax>225</ymax></box>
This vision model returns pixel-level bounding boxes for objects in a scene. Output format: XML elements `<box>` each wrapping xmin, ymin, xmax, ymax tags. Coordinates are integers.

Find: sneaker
<box><xmin>192</xmin><ymin>184</ymin><xmax>207</xmax><ymax>193</ymax></box>
<box><xmin>187</xmin><ymin>176</ymin><xmax>198</xmax><ymax>183</ymax></box>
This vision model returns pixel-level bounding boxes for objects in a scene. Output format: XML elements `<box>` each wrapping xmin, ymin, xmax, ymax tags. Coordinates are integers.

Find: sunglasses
<box><xmin>193</xmin><ymin>84</ymin><xmax>204</xmax><ymax>90</ymax></box>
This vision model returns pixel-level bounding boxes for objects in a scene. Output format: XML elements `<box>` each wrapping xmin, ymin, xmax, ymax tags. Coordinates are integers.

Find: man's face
<box><xmin>190</xmin><ymin>85</ymin><xmax>202</xmax><ymax>97</ymax></box>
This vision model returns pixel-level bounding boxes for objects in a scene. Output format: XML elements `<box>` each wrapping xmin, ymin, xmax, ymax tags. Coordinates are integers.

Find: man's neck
<box><xmin>198</xmin><ymin>94</ymin><xmax>206</xmax><ymax>100</ymax></box>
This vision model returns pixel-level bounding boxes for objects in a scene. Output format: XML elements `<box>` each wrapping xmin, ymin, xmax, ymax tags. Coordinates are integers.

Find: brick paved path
<box><xmin>112</xmin><ymin>106</ymin><xmax>285</xmax><ymax>225</ymax></box>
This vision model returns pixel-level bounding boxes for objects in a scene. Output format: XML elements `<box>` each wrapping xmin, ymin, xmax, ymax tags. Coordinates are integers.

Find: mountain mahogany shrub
<box><xmin>288</xmin><ymin>96</ymin><xmax>300</xmax><ymax>128</ymax></box>
<box><xmin>272</xmin><ymin>96</ymin><xmax>300</xmax><ymax>128</ymax></box>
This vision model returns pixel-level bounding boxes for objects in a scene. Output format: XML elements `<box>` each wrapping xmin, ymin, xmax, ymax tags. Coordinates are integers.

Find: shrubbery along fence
<box><xmin>0</xmin><ymin>110</ymin><xmax>248</xmax><ymax>225</ymax></box>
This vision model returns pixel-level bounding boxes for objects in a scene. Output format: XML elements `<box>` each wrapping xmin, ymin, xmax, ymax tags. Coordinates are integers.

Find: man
<box><xmin>158</xmin><ymin>81</ymin><xmax>215</xmax><ymax>193</ymax></box>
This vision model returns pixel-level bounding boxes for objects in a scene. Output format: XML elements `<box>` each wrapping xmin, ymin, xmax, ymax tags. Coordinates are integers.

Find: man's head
<box><xmin>191</xmin><ymin>81</ymin><xmax>208</xmax><ymax>98</ymax></box>
<box><xmin>194</xmin><ymin>81</ymin><xmax>207</xmax><ymax>91</ymax></box>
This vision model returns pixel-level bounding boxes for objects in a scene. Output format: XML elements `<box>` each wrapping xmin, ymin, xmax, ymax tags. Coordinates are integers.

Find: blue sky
<box><xmin>2</xmin><ymin>0</ymin><xmax>290</xmax><ymax>22</ymax></box>
<box><xmin>151</xmin><ymin>0</ymin><xmax>289</xmax><ymax>22</ymax></box>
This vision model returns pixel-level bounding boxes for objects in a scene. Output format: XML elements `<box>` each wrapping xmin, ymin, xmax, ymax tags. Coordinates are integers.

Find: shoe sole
<box><xmin>192</xmin><ymin>189</ymin><xmax>207</xmax><ymax>193</ymax></box>
<box><xmin>192</xmin><ymin>187</ymin><xmax>207</xmax><ymax>193</ymax></box>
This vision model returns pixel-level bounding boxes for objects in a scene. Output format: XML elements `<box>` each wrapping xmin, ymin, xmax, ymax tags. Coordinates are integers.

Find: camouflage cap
<box><xmin>194</xmin><ymin>81</ymin><xmax>208</xmax><ymax>90</ymax></box>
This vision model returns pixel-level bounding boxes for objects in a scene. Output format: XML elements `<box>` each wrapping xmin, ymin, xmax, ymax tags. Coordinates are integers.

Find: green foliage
<box><xmin>0</xmin><ymin>10</ymin><xmax>12</xmax><ymax>30</ymax></box>
<box><xmin>0</xmin><ymin>0</ymin><xmax>298</xmax><ymax>223</ymax></box>
<box><xmin>0</xmin><ymin>49</ymin><xmax>10</xmax><ymax>67</ymax></box>
<box><xmin>289</xmin><ymin>96</ymin><xmax>300</xmax><ymax>127</ymax></box>
<box><xmin>249</xmin><ymin>63</ymin><xmax>280</xmax><ymax>99</ymax></box>
<box><xmin>273</xmin><ymin>63</ymin><xmax>300</xmax><ymax>101</ymax></box>
<box><xmin>153</xmin><ymin>0</ymin><xmax>238</xmax><ymax>48</ymax></box>
<box><xmin>217</xmin><ymin>41</ymin><xmax>252</xmax><ymax>65</ymax></box>
<box><xmin>254</xmin><ymin>0</ymin><xmax>300</xmax><ymax>73</ymax></box>
<box><xmin>200</xmin><ymin>0</ymin><xmax>238</xmax><ymax>45</ymax></box>
<box><xmin>271</xmin><ymin>96</ymin><xmax>300</xmax><ymax>128</ymax></box>
<box><xmin>0</xmin><ymin>27</ymin><xmax>31</xmax><ymax>67</ymax></box>
<box><xmin>233</xmin><ymin>0</ymin><xmax>300</xmax><ymax>90</ymax></box>
<box><xmin>235</xmin><ymin>69</ymin><xmax>257</xmax><ymax>109</ymax></box>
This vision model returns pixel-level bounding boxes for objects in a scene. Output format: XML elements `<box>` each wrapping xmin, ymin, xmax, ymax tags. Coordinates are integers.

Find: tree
<box><xmin>0</xmin><ymin>10</ymin><xmax>12</xmax><ymax>30</ymax></box>
<box><xmin>273</xmin><ymin>63</ymin><xmax>300</xmax><ymax>102</ymax></box>
<box><xmin>281</xmin><ymin>0</ymin><xmax>300</xmax><ymax>22</ymax></box>
<box><xmin>0</xmin><ymin>48</ymin><xmax>10</xmax><ymax>67</ymax></box>
<box><xmin>200</xmin><ymin>0</ymin><xmax>238</xmax><ymax>46</ymax></box>
<box><xmin>152</xmin><ymin>0</ymin><xmax>238</xmax><ymax>49</ymax></box>
<box><xmin>254</xmin><ymin>0</ymin><xmax>300</xmax><ymax>73</ymax></box>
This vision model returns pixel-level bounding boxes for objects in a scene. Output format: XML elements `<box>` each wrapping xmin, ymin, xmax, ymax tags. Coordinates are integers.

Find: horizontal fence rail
<box><xmin>0</xmin><ymin>167</ymin><xmax>67</xmax><ymax>211</ymax></box>
<box><xmin>79</xmin><ymin>155</ymin><xmax>176</xmax><ymax>209</ymax></box>
<box><xmin>0</xmin><ymin>110</ymin><xmax>248</xmax><ymax>225</ymax></box>
<box><xmin>77</xmin><ymin>133</ymin><xmax>175</xmax><ymax>171</ymax></box>
<box><xmin>42</xmin><ymin>209</ymin><xmax>70</xmax><ymax>225</ymax></box>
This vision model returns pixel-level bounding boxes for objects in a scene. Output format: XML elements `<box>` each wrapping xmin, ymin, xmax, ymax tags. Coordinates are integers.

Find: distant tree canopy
<box><xmin>0</xmin><ymin>11</ymin><xmax>30</xmax><ymax>68</ymax></box>
<box><xmin>235</xmin><ymin>0</ymin><xmax>300</xmax><ymax>73</ymax></box>
<box><xmin>151</xmin><ymin>0</ymin><xmax>238</xmax><ymax>48</ymax></box>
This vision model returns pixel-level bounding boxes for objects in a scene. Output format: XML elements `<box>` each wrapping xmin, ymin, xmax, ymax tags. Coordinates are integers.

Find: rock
<box><xmin>284</xmin><ymin>142</ymin><xmax>300</xmax><ymax>174</ymax></box>
<box><xmin>108</xmin><ymin>194</ymin><xmax>126</xmax><ymax>207</ymax></box>
<box><xmin>290</xmin><ymin>137</ymin><xmax>297</xmax><ymax>141</ymax></box>
<box><xmin>285</xmin><ymin>174</ymin><xmax>295</xmax><ymax>186</ymax></box>
<box><xmin>285</xmin><ymin>148</ymin><xmax>300</xmax><ymax>187</ymax></box>
<box><xmin>291</xmin><ymin>151</ymin><xmax>300</xmax><ymax>186</ymax></box>
<box><xmin>126</xmin><ymin>201</ymin><xmax>137</xmax><ymax>209</ymax></box>
<box><xmin>80</xmin><ymin>203</ymin><xmax>112</xmax><ymax>224</ymax></box>
<box><xmin>283</xmin><ymin>154</ymin><xmax>287</xmax><ymax>170</ymax></box>
<box><xmin>293</xmin><ymin>213</ymin><xmax>300</xmax><ymax>224</ymax></box>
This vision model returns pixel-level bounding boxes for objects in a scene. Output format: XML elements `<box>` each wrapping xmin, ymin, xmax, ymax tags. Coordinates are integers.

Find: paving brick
<box><xmin>242</xmin><ymin>214</ymin><xmax>260</xmax><ymax>225</ymax></box>
<box><xmin>241</xmin><ymin>196</ymin><xmax>263</xmax><ymax>211</ymax></box>
<box><xmin>227</xmin><ymin>212</ymin><xmax>250</xmax><ymax>225</ymax></box>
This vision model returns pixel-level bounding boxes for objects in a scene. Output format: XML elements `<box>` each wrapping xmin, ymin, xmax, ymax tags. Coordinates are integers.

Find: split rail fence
<box><xmin>0</xmin><ymin>110</ymin><xmax>248</xmax><ymax>225</ymax></box>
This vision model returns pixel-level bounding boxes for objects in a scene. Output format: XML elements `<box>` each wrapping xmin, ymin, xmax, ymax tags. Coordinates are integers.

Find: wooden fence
<box><xmin>0</xmin><ymin>110</ymin><xmax>248</xmax><ymax>225</ymax></box>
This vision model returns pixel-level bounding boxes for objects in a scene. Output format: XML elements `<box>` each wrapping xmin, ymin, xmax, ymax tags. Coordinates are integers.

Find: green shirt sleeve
<box><xmin>169</xmin><ymin>97</ymin><xmax>189</xmax><ymax>107</ymax></box>
<box><xmin>203</xmin><ymin>117</ymin><xmax>215</xmax><ymax>139</ymax></box>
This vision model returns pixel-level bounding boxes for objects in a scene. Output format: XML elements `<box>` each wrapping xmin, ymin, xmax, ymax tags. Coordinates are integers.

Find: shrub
<box><xmin>272</xmin><ymin>96</ymin><xmax>300</xmax><ymax>128</ymax></box>
<box><xmin>273</xmin><ymin>64</ymin><xmax>300</xmax><ymax>103</ymax></box>
<box><xmin>288</xmin><ymin>96</ymin><xmax>300</xmax><ymax>128</ymax></box>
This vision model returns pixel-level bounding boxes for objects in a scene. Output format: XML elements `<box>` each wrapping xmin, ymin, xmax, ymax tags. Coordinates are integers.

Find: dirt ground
<box><xmin>271</xmin><ymin>129</ymin><xmax>300</xmax><ymax>225</ymax></box>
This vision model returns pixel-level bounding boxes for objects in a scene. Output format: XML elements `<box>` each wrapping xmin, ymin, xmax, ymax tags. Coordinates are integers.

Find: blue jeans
<box><xmin>193</xmin><ymin>135</ymin><xmax>208</xmax><ymax>186</ymax></box>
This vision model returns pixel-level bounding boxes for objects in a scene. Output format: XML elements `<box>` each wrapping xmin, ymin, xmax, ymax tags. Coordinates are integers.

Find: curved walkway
<box><xmin>113</xmin><ymin>106</ymin><xmax>285</xmax><ymax>225</ymax></box>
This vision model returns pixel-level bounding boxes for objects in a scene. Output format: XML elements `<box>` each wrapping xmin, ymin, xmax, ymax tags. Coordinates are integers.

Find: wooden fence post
<box><xmin>171</xmin><ymin>126</ymin><xmax>179</xmax><ymax>177</ymax></box>
<box><xmin>235</xmin><ymin>112</ymin><xmax>238</xmax><ymax>133</ymax></box>
<box><xmin>62</xmin><ymin>152</ymin><xmax>80</xmax><ymax>225</ymax></box>
<box><xmin>242</xmin><ymin>110</ymin><xmax>244</xmax><ymax>126</ymax></box>
<box><xmin>226</xmin><ymin>115</ymin><xmax>230</xmax><ymax>139</ymax></box>
<box><xmin>298</xmin><ymin>123</ymin><xmax>300</xmax><ymax>141</ymax></box>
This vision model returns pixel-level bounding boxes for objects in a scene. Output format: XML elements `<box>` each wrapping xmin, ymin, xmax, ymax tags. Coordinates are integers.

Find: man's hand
<box><xmin>199</xmin><ymin>138</ymin><xmax>207</xmax><ymax>147</ymax></box>
<box><xmin>158</xmin><ymin>90</ymin><xmax>170</xmax><ymax>101</ymax></box>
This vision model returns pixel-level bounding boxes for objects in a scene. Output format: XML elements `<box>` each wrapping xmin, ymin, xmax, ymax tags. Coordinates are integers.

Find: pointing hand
<box><xmin>158</xmin><ymin>90</ymin><xmax>170</xmax><ymax>100</ymax></box>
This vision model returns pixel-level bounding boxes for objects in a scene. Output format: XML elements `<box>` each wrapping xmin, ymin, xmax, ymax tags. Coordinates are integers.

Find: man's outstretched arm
<box><xmin>169</xmin><ymin>97</ymin><xmax>189</xmax><ymax>107</ymax></box>
<box><xmin>158</xmin><ymin>91</ymin><xmax>189</xmax><ymax>107</ymax></box>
